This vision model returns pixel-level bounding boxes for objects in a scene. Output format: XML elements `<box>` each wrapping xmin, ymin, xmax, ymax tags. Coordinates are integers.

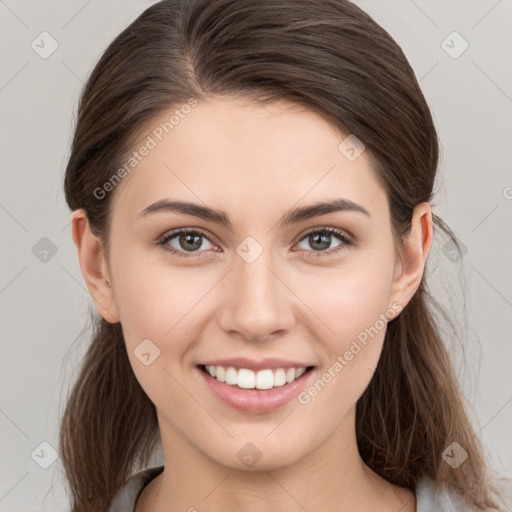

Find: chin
<box><xmin>206</xmin><ymin>440</ymin><xmax>305</xmax><ymax>472</ymax></box>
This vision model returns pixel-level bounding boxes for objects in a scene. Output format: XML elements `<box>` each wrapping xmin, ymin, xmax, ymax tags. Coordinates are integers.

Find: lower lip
<box><xmin>197</xmin><ymin>366</ymin><xmax>315</xmax><ymax>414</ymax></box>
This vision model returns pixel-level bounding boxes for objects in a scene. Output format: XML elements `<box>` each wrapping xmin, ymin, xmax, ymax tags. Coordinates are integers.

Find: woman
<box><xmin>59</xmin><ymin>0</ymin><xmax>506</xmax><ymax>510</ymax></box>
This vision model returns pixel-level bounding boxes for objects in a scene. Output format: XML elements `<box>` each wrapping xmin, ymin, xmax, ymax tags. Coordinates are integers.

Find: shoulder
<box><xmin>108</xmin><ymin>465</ymin><xmax>164</xmax><ymax>512</ymax></box>
<box><xmin>415</xmin><ymin>476</ymin><xmax>477</xmax><ymax>512</ymax></box>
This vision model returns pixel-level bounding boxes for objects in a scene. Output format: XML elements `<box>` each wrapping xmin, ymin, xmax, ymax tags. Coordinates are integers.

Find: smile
<box><xmin>203</xmin><ymin>365</ymin><xmax>308</xmax><ymax>389</ymax></box>
<box><xmin>197</xmin><ymin>363</ymin><xmax>316</xmax><ymax>413</ymax></box>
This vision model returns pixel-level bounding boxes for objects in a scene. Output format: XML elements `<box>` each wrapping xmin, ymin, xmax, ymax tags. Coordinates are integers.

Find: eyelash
<box><xmin>156</xmin><ymin>227</ymin><xmax>354</xmax><ymax>259</ymax></box>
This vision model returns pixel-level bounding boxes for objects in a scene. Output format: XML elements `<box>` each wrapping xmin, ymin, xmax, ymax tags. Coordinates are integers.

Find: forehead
<box><xmin>110</xmin><ymin>96</ymin><xmax>388</xmax><ymax>224</ymax></box>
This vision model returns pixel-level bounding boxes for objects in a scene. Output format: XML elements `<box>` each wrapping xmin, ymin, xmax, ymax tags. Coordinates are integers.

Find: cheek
<box><xmin>301</xmin><ymin>255</ymin><xmax>394</xmax><ymax>349</ymax></box>
<box><xmin>110</xmin><ymin>249</ymin><xmax>218</xmax><ymax>365</ymax></box>
<box><xmin>110</xmin><ymin>241</ymin><xmax>187</xmax><ymax>329</ymax></box>
<box><xmin>295</xmin><ymin>255</ymin><xmax>395</xmax><ymax>401</ymax></box>
<box><xmin>109</xmin><ymin>255</ymin><xmax>204</xmax><ymax>408</ymax></box>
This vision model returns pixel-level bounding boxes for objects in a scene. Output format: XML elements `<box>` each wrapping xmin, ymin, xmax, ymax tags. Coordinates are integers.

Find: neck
<box><xmin>139</xmin><ymin>409</ymin><xmax>416</xmax><ymax>512</ymax></box>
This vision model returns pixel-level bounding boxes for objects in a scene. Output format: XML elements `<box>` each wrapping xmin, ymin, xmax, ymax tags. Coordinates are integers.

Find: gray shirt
<box><xmin>108</xmin><ymin>465</ymin><xmax>474</xmax><ymax>511</ymax></box>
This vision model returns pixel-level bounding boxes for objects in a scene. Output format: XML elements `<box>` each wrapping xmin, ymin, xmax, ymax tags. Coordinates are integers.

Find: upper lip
<box><xmin>198</xmin><ymin>358</ymin><xmax>315</xmax><ymax>372</ymax></box>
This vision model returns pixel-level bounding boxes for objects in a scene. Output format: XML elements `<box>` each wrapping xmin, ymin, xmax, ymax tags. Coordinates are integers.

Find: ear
<box><xmin>70</xmin><ymin>209</ymin><xmax>120</xmax><ymax>323</ymax></box>
<box><xmin>388</xmin><ymin>202</ymin><xmax>433</xmax><ymax>311</ymax></box>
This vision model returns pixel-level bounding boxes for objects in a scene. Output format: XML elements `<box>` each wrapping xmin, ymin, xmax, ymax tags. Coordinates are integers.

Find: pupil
<box><xmin>311</xmin><ymin>233</ymin><xmax>330</xmax><ymax>251</ymax></box>
<box><xmin>181</xmin><ymin>233</ymin><xmax>202</xmax><ymax>251</ymax></box>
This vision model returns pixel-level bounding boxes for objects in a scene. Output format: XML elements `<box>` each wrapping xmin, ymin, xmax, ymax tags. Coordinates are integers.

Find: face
<box><xmin>89</xmin><ymin>96</ymin><xmax>416</xmax><ymax>471</ymax></box>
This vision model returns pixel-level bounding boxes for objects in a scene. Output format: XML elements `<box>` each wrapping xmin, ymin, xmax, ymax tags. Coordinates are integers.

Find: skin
<box><xmin>71</xmin><ymin>95</ymin><xmax>432</xmax><ymax>512</ymax></box>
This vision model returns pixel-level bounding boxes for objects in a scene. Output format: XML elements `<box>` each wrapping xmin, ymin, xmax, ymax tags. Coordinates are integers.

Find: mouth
<box><xmin>198</xmin><ymin>364</ymin><xmax>314</xmax><ymax>389</ymax></box>
<box><xmin>196</xmin><ymin>363</ymin><xmax>316</xmax><ymax>413</ymax></box>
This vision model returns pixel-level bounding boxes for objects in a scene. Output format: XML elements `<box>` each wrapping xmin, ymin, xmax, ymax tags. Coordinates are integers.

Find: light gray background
<box><xmin>1</xmin><ymin>1</ymin><xmax>511</xmax><ymax>510</ymax></box>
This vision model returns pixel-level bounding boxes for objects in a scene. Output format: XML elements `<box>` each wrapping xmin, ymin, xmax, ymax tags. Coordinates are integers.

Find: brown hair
<box><xmin>59</xmin><ymin>0</ymin><xmax>505</xmax><ymax>510</ymax></box>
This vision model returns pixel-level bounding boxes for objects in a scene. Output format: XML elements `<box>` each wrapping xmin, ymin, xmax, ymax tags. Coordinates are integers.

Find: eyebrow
<box><xmin>139</xmin><ymin>197</ymin><xmax>370</xmax><ymax>229</ymax></box>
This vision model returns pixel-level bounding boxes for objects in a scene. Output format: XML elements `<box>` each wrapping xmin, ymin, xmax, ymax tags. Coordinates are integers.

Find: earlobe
<box><xmin>388</xmin><ymin>202</ymin><xmax>433</xmax><ymax>311</ymax></box>
<box><xmin>70</xmin><ymin>209</ymin><xmax>120</xmax><ymax>323</ymax></box>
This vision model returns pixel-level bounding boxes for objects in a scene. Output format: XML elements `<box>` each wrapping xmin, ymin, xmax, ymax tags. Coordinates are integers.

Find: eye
<box><xmin>294</xmin><ymin>227</ymin><xmax>353</xmax><ymax>257</ymax></box>
<box><xmin>157</xmin><ymin>229</ymin><xmax>218</xmax><ymax>258</ymax></box>
<box><xmin>157</xmin><ymin>226</ymin><xmax>354</xmax><ymax>259</ymax></box>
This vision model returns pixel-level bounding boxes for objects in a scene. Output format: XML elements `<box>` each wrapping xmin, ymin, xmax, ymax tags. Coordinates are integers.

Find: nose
<box><xmin>216</xmin><ymin>248</ymin><xmax>296</xmax><ymax>342</ymax></box>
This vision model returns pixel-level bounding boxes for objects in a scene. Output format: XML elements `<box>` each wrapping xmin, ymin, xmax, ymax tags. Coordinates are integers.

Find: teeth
<box><xmin>225</xmin><ymin>367</ymin><xmax>238</xmax><ymax>385</ymax></box>
<box><xmin>273</xmin><ymin>368</ymin><xmax>287</xmax><ymax>386</ymax></box>
<box><xmin>216</xmin><ymin>366</ymin><xmax>226</xmax><ymax>383</ymax></box>
<box><xmin>238</xmin><ymin>368</ymin><xmax>255</xmax><ymax>389</ymax></box>
<box><xmin>204</xmin><ymin>365</ymin><xmax>309</xmax><ymax>389</ymax></box>
<box><xmin>256</xmin><ymin>369</ymin><xmax>273</xmax><ymax>389</ymax></box>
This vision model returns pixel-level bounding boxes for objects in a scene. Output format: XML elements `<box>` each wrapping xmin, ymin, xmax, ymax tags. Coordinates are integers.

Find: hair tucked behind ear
<box><xmin>59</xmin><ymin>314</ymin><xmax>160</xmax><ymax>512</ymax></box>
<box><xmin>357</xmin><ymin>275</ymin><xmax>496</xmax><ymax>507</ymax></box>
<box><xmin>60</xmin><ymin>0</ymin><xmax>507</xmax><ymax>510</ymax></box>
